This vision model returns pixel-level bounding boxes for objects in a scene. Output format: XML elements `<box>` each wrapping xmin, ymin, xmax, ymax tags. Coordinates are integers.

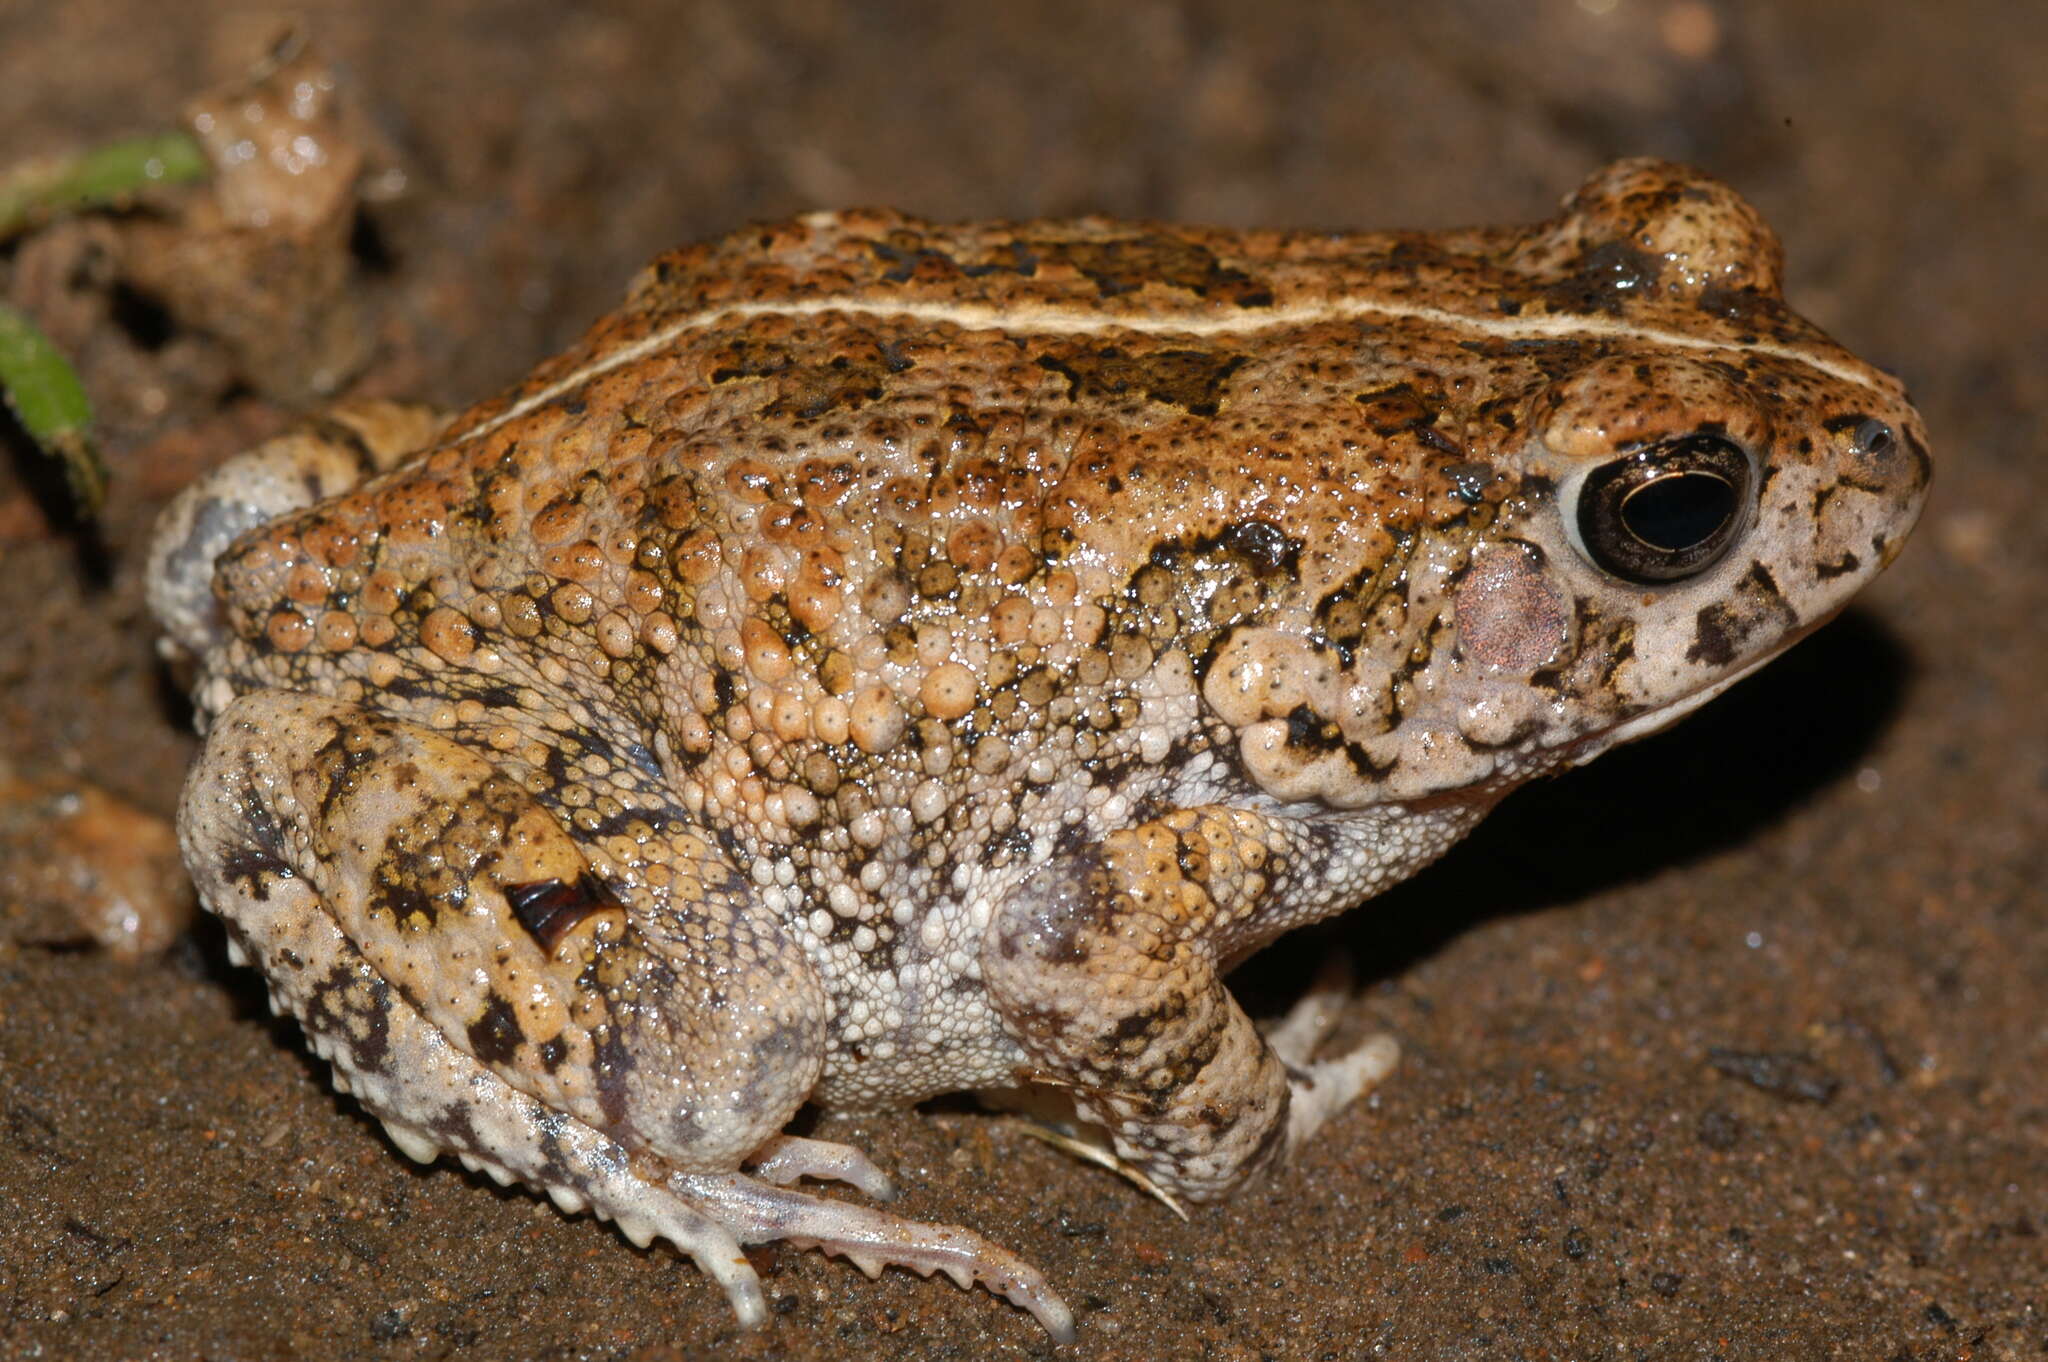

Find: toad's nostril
<box><xmin>1851</xmin><ymin>418</ymin><xmax>1895</xmax><ymax>458</ymax></box>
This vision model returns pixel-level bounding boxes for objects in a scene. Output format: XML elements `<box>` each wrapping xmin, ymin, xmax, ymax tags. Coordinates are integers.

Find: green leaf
<box><xmin>0</xmin><ymin>304</ymin><xmax>105</xmax><ymax>513</ymax></box>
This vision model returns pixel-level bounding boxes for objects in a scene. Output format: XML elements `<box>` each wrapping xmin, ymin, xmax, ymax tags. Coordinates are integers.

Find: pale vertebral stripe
<box><xmin>465</xmin><ymin>294</ymin><xmax>1892</xmax><ymax>446</ymax></box>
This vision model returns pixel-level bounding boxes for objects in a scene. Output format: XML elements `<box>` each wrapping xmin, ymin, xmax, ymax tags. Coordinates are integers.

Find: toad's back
<box><xmin>256</xmin><ymin>157</ymin><xmax>1892</xmax><ymax>653</ymax></box>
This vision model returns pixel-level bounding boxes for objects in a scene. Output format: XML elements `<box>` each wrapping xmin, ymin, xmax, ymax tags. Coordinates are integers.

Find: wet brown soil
<box><xmin>0</xmin><ymin>3</ymin><xmax>2040</xmax><ymax>1358</ymax></box>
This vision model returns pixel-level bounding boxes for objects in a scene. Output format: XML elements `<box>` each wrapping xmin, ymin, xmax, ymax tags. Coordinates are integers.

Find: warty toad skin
<box><xmin>146</xmin><ymin>159</ymin><xmax>1929</xmax><ymax>1337</ymax></box>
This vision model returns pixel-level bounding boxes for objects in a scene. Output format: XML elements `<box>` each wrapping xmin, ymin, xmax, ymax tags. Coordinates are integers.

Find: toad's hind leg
<box><xmin>181</xmin><ymin>690</ymin><xmax>1071</xmax><ymax>1336</ymax></box>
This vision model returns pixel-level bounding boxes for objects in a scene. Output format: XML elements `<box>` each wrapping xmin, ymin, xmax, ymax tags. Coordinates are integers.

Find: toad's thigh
<box><xmin>181</xmin><ymin>688</ymin><xmax>828</xmax><ymax>1171</ymax></box>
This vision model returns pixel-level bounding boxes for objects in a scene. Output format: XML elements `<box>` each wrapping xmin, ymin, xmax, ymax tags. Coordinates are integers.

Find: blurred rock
<box><xmin>0</xmin><ymin>763</ymin><xmax>192</xmax><ymax>958</ymax></box>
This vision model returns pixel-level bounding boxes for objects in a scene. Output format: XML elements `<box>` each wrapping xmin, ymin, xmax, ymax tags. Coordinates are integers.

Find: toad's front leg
<box><xmin>180</xmin><ymin>690</ymin><xmax>1072</xmax><ymax>1338</ymax></box>
<box><xmin>982</xmin><ymin>806</ymin><xmax>1399</xmax><ymax>1202</ymax></box>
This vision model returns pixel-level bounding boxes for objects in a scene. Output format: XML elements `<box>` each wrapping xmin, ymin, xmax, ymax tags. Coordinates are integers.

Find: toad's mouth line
<box><xmin>463</xmin><ymin>294</ymin><xmax>1897</xmax><ymax>445</ymax></box>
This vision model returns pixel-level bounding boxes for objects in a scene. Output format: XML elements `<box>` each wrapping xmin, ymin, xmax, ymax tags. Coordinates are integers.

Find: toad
<box><xmin>146</xmin><ymin>159</ymin><xmax>1928</xmax><ymax>1337</ymax></box>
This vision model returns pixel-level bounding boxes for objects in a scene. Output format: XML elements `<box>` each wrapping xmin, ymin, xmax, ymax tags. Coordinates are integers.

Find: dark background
<box><xmin>1</xmin><ymin>2</ymin><xmax>2041</xmax><ymax>1358</ymax></box>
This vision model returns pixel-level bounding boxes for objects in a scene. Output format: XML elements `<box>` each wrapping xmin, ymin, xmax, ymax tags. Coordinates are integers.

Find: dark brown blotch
<box><xmin>1354</xmin><ymin>382</ymin><xmax>1439</xmax><ymax>435</ymax></box>
<box><xmin>221</xmin><ymin>847</ymin><xmax>292</xmax><ymax>901</ymax></box>
<box><xmin>301</xmin><ymin>964</ymin><xmax>393</xmax><ymax>1071</ymax></box>
<box><xmin>1543</xmin><ymin>240</ymin><xmax>1664</xmax><ymax>316</ymax></box>
<box><xmin>1037</xmin><ymin>346</ymin><xmax>1247</xmax><ymax>417</ymax></box>
<box><xmin>1815</xmin><ymin>551</ymin><xmax>1861</xmax><ymax>581</ymax></box>
<box><xmin>466</xmin><ymin>993</ymin><xmax>526</xmax><ymax>1067</ymax></box>
<box><xmin>1685</xmin><ymin>562</ymin><xmax>1794</xmax><ymax>666</ymax></box>
<box><xmin>1216</xmin><ymin>518</ymin><xmax>1300</xmax><ymax>575</ymax></box>
<box><xmin>1026</xmin><ymin>233</ymin><xmax>1273</xmax><ymax>306</ymax></box>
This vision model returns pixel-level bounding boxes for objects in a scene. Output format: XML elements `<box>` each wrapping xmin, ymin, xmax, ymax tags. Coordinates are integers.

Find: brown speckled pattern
<box><xmin>146</xmin><ymin>159</ymin><xmax>1928</xmax><ymax>1337</ymax></box>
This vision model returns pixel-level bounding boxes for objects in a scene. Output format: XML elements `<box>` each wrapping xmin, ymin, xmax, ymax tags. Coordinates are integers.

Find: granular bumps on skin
<box><xmin>146</xmin><ymin>159</ymin><xmax>1927</xmax><ymax>1336</ymax></box>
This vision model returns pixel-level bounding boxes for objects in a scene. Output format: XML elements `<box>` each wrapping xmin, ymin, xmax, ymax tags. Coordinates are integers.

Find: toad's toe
<box><xmin>681</xmin><ymin>1171</ymin><xmax>1077</xmax><ymax>1343</ymax></box>
<box><xmin>746</xmin><ymin>1133</ymin><xmax>900</xmax><ymax>1200</ymax></box>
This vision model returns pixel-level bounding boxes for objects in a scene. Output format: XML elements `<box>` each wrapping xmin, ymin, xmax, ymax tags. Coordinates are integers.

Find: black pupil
<box><xmin>1619</xmin><ymin>472</ymin><xmax>1736</xmax><ymax>551</ymax></box>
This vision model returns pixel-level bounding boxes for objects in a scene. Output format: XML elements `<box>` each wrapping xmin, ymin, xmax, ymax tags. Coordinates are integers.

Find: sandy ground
<box><xmin>0</xmin><ymin>2</ymin><xmax>2041</xmax><ymax>1358</ymax></box>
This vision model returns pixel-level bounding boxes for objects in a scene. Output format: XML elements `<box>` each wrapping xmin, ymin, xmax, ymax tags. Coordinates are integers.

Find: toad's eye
<box><xmin>1572</xmin><ymin>434</ymin><xmax>1753</xmax><ymax>584</ymax></box>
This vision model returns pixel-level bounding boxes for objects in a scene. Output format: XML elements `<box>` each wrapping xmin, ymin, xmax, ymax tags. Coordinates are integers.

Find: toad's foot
<box><xmin>682</xmin><ymin>1172</ymin><xmax>1077</xmax><ymax>1342</ymax></box>
<box><xmin>1265</xmin><ymin>957</ymin><xmax>1401</xmax><ymax>1150</ymax></box>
